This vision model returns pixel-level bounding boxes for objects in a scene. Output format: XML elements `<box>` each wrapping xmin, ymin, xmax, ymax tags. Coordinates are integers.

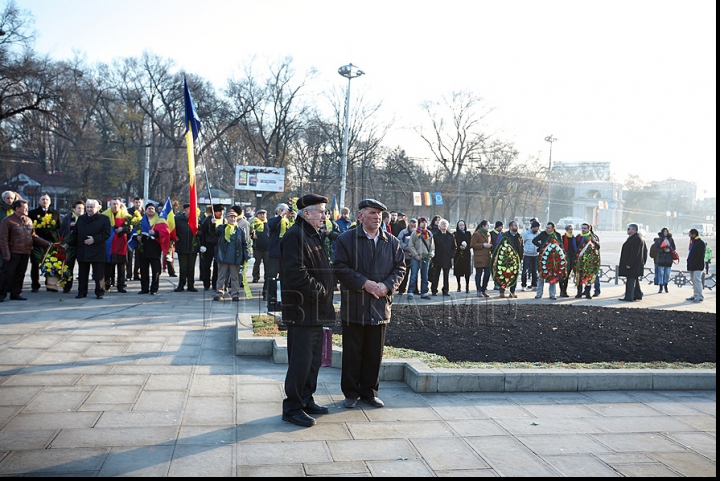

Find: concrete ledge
<box><xmin>236</xmin><ymin>314</ymin><xmax>716</xmax><ymax>392</ymax></box>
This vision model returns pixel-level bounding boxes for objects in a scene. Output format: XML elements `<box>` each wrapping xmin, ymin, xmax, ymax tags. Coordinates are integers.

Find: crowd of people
<box><xmin>0</xmin><ymin>190</ymin><xmax>713</xmax><ymax>428</ymax></box>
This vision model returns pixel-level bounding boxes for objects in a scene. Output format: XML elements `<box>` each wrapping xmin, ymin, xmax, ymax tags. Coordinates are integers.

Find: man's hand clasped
<box><xmin>363</xmin><ymin>280</ymin><xmax>389</xmax><ymax>299</ymax></box>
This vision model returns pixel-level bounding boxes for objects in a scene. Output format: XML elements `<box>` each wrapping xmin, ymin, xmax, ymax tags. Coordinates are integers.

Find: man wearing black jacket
<box><xmin>173</xmin><ymin>204</ymin><xmax>199</xmax><ymax>292</ymax></box>
<box><xmin>333</xmin><ymin>199</ymin><xmax>405</xmax><ymax>410</ymax></box>
<box><xmin>279</xmin><ymin>194</ymin><xmax>336</xmax><ymax>428</ymax></box>
<box><xmin>618</xmin><ymin>223</ymin><xmax>648</xmax><ymax>302</ymax></box>
<box><xmin>65</xmin><ymin>199</ymin><xmax>111</xmax><ymax>299</ymax></box>
<box><xmin>198</xmin><ymin>204</ymin><xmax>223</xmax><ymax>291</ymax></box>
<box><xmin>28</xmin><ymin>193</ymin><xmax>61</xmax><ymax>292</ymax></box>
<box><xmin>686</xmin><ymin>228</ymin><xmax>706</xmax><ymax>303</ymax></box>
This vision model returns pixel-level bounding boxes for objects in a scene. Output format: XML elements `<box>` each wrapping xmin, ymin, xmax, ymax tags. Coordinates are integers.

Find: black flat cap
<box><xmin>397</xmin><ymin>212</ymin><xmax>405</xmax><ymax>217</ymax></box>
<box><xmin>213</xmin><ymin>204</ymin><xmax>224</xmax><ymax>212</ymax></box>
<box><xmin>358</xmin><ymin>198</ymin><xmax>387</xmax><ymax>211</ymax></box>
<box><xmin>183</xmin><ymin>203</ymin><xmax>191</xmax><ymax>209</ymax></box>
<box><xmin>296</xmin><ymin>194</ymin><xmax>328</xmax><ymax>210</ymax></box>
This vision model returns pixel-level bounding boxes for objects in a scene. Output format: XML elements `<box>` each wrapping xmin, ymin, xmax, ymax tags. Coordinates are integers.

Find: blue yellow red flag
<box><xmin>184</xmin><ymin>76</ymin><xmax>200</xmax><ymax>236</ymax></box>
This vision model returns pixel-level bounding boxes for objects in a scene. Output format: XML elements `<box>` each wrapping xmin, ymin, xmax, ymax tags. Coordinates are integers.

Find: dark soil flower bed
<box><xmin>335</xmin><ymin>304</ymin><xmax>716</xmax><ymax>365</ymax></box>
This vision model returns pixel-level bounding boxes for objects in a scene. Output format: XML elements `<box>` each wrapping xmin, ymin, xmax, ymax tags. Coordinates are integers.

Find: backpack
<box><xmin>649</xmin><ymin>242</ymin><xmax>657</xmax><ymax>260</ymax></box>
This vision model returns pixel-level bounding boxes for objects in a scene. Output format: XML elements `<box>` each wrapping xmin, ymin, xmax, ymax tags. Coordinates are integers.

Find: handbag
<box><xmin>672</xmin><ymin>249</ymin><xmax>680</xmax><ymax>264</ymax></box>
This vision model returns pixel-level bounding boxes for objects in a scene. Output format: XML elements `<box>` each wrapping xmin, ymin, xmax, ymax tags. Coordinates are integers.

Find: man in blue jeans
<box><xmin>406</xmin><ymin>217</ymin><xmax>434</xmax><ymax>300</ymax></box>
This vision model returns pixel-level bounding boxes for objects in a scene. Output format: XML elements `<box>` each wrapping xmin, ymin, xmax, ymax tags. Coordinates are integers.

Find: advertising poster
<box><xmin>235</xmin><ymin>166</ymin><xmax>285</xmax><ymax>192</ymax></box>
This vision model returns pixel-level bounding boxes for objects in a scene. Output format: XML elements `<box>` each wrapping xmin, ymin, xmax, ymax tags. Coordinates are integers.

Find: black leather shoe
<box><xmin>282</xmin><ymin>411</ymin><xmax>316</xmax><ymax>427</ymax></box>
<box><xmin>117</xmin><ymin>288</ymin><xmax>127</xmax><ymax>293</ymax></box>
<box><xmin>150</xmin><ymin>292</ymin><xmax>157</xmax><ymax>296</ymax></box>
<box><xmin>618</xmin><ymin>298</ymin><xmax>633</xmax><ymax>302</ymax></box>
<box><xmin>361</xmin><ymin>396</ymin><xmax>385</xmax><ymax>408</ymax></box>
<box><xmin>303</xmin><ymin>403</ymin><xmax>329</xmax><ymax>415</ymax></box>
<box><xmin>75</xmin><ymin>294</ymin><xmax>87</xmax><ymax>299</ymax></box>
<box><xmin>187</xmin><ymin>287</ymin><xmax>198</xmax><ymax>292</ymax></box>
<box><xmin>575</xmin><ymin>294</ymin><xmax>583</xmax><ymax>298</ymax></box>
<box><xmin>174</xmin><ymin>287</ymin><xmax>185</xmax><ymax>292</ymax></box>
<box><xmin>138</xmin><ymin>291</ymin><xmax>149</xmax><ymax>294</ymax></box>
<box><xmin>96</xmin><ymin>295</ymin><xmax>104</xmax><ymax>299</ymax></box>
<box><xmin>31</xmin><ymin>289</ymin><xmax>39</xmax><ymax>293</ymax></box>
<box><xmin>343</xmin><ymin>398</ymin><xmax>358</xmax><ymax>408</ymax></box>
<box><xmin>10</xmin><ymin>295</ymin><xmax>27</xmax><ymax>301</ymax></box>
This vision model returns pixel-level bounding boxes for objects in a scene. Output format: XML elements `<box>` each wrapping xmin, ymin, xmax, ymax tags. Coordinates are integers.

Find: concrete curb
<box><xmin>235</xmin><ymin>314</ymin><xmax>716</xmax><ymax>393</ymax></box>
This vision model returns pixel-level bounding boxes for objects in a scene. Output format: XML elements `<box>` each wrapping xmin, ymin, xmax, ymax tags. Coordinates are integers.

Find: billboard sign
<box><xmin>235</xmin><ymin>165</ymin><xmax>285</xmax><ymax>192</ymax></box>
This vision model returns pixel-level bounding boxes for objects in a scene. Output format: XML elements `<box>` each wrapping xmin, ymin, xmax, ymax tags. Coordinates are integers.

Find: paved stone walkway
<box><xmin>0</xmin><ymin>273</ymin><xmax>715</xmax><ymax>476</ymax></box>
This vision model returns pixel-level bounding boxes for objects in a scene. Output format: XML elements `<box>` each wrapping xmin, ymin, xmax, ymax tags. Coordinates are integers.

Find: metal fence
<box><xmin>598</xmin><ymin>264</ymin><xmax>715</xmax><ymax>291</ymax></box>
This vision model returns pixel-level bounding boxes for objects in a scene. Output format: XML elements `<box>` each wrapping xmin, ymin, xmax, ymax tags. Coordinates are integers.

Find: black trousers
<box><xmin>623</xmin><ymin>277</ymin><xmax>643</xmax><ymax>301</ymax></box>
<box><xmin>139</xmin><ymin>256</ymin><xmax>161</xmax><ymax>293</ymax></box>
<box><xmin>125</xmin><ymin>250</ymin><xmax>134</xmax><ymax>279</ymax></box>
<box><xmin>341</xmin><ymin>322</ymin><xmax>386</xmax><ymax>400</ymax></box>
<box><xmin>0</xmin><ymin>253</ymin><xmax>29</xmax><ymax>297</ymax></box>
<box><xmin>105</xmin><ymin>262</ymin><xmax>126</xmax><ymax>290</ymax></box>
<box><xmin>521</xmin><ymin>256</ymin><xmax>538</xmax><ymax>288</ymax></box>
<box><xmin>177</xmin><ymin>253</ymin><xmax>197</xmax><ymax>289</ymax></box>
<box><xmin>77</xmin><ymin>261</ymin><xmax>105</xmax><ymax>297</ymax></box>
<box><xmin>252</xmin><ymin>249</ymin><xmax>268</xmax><ymax>281</ymax></box>
<box><xmin>431</xmin><ymin>265</ymin><xmax>450</xmax><ymax>294</ymax></box>
<box><xmin>30</xmin><ymin>257</ymin><xmax>47</xmax><ymax>291</ymax></box>
<box><xmin>283</xmin><ymin>325</ymin><xmax>324</xmax><ymax>416</ymax></box>
<box><xmin>199</xmin><ymin>248</ymin><xmax>218</xmax><ymax>290</ymax></box>
<box><xmin>264</xmin><ymin>256</ymin><xmax>280</xmax><ymax>303</ymax></box>
<box><xmin>62</xmin><ymin>257</ymin><xmax>77</xmax><ymax>293</ymax></box>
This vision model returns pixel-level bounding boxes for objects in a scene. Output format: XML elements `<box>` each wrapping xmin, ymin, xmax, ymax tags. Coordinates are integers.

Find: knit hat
<box><xmin>495</xmin><ymin>221</ymin><xmax>504</xmax><ymax>229</ymax></box>
<box><xmin>531</xmin><ymin>220</ymin><xmax>540</xmax><ymax>228</ymax></box>
<box><xmin>418</xmin><ymin>216</ymin><xmax>428</xmax><ymax>224</ymax></box>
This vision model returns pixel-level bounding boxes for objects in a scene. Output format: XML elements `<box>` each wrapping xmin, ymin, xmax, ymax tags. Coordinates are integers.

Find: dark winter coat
<box><xmin>174</xmin><ymin>212</ymin><xmax>198</xmax><ymax>255</ymax></box>
<box><xmin>333</xmin><ymin>226</ymin><xmax>406</xmax><ymax>326</ymax></box>
<box><xmin>453</xmin><ymin>228</ymin><xmax>473</xmax><ymax>276</ymax></box>
<box><xmin>214</xmin><ymin>224</ymin><xmax>249</xmax><ymax>266</ymax></box>
<box><xmin>198</xmin><ymin>215</ymin><xmax>221</xmax><ymax>248</ymax></box>
<box><xmin>279</xmin><ymin>216</ymin><xmax>336</xmax><ymax>326</ymax></box>
<box><xmin>653</xmin><ymin>235</ymin><xmax>676</xmax><ymax>268</ymax></box>
<box><xmin>687</xmin><ymin>237</ymin><xmax>706</xmax><ymax>272</ymax></box>
<box><xmin>268</xmin><ymin>215</ymin><xmax>284</xmax><ymax>258</ymax></box>
<box><xmin>500</xmin><ymin>230</ymin><xmax>524</xmax><ymax>262</ymax></box>
<box><xmin>67</xmin><ymin>213</ymin><xmax>111</xmax><ymax>263</ymax></box>
<box><xmin>619</xmin><ymin>232</ymin><xmax>647</xmax><ymax>278</ymax></box>
<box><xmin>432</xmin><ymin>230</ymin><xmax>456</xmax><ymax>270</ymax></box>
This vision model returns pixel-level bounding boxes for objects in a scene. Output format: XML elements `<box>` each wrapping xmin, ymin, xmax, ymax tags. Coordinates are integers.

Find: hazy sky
<box><xmin>20</xmin><ymin>0</ymin><xmax>717</xmax><ymax>198</ymax></box>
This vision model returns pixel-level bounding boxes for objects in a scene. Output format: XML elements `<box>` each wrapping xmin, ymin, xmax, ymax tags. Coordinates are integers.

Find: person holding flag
<box><xmin>159</xmin><ymin>197</ymin><xmax>177</xmax><ymax>277</ymax></box>
<box><xmin>136</xmin><ymin>201</ymin><xmax>170</xmax><ymax>295</ymax></box>
<box><xmin>103</xmin><ymin>198</ymin><xmax>132</xmax><ymax>293</ymax></box>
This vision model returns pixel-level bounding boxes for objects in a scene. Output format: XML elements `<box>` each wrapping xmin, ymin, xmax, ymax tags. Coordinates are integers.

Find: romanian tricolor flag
<box><xmin>423</xmin><ymin>192</ymin><xmax>432</xmax><ymax>206</ymax></box>
<box><xmin>159</xmin><ymin>197</ymin><xmax>176</xmax><ymax>242</ymax></box>
<box><xmin>184</xmin><ymin>76</ymin><xmax>201</xmax><ymax>235</ymax></box>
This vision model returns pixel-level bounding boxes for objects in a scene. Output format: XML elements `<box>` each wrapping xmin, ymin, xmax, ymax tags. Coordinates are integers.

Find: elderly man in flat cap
<box><xmin>279</xmin><ymin>194</ymin><xmax>337</xmax><ymax>428</ymax></box>
<box><xmin>333</xmin><ymin>198</ymin><xmax>406</xmax><ymax>409</ymax></box>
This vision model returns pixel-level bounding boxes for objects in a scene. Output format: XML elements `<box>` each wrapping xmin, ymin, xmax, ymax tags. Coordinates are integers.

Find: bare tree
<box><xmin>415</xmin><ymin>90</ymin><xmax>493</xmax><ymax>219</ymax></box>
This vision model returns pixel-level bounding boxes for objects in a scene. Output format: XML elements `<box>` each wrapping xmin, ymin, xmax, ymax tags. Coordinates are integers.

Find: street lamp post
<box><xmin>544</xmin><ymin>135</ymin><xmax>557</xmax><ymax>224</ymax></box>
<box><xmin>338</xmin><ymin>63</ymin><xmax>364</xmax><ymax>211</ymax></box>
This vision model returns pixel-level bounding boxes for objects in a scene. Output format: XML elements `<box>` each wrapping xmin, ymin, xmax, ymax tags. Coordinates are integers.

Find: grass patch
<box><xmin>250</xmin><ymin>316</ymin><xmax>715</xmax><ymax>370</ymax></box>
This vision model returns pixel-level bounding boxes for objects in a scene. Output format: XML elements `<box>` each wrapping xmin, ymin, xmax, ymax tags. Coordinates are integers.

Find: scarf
<box><xmin>224</xmin><ymin>224</ymin><xmax>237</xmax><ymax>242</ymax></box>
<box><xmin>148</xmin><ymin>214</ymin><xmax>167</xmax><ymax>228</ymax></box>
<box><xmin>478</xmin><ymin>227</ymin><xmax>489</xmax><ymax>237</ymax></box>
<box><xmin>102</xmin><ymin>207</ymin><xmax>129</xmax><ymax>226</ymax></box>
<box><xmin>416</xmin><ymin>228</ymin><xmax>430</xmax><ymax>239</ymax></box>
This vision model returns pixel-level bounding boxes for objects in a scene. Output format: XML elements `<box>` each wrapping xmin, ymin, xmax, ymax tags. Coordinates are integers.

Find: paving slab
<box><xmin>0</xmin><ymin>272</ymin><xmax>714</xmax><ymax>476</ymax></box>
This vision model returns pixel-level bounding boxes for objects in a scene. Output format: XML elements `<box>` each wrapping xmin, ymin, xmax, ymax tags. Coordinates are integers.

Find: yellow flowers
<box><xmin>33</xmin><ymin>213</ymin><xmax>56</xmax><ymax>230</ymax></box>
